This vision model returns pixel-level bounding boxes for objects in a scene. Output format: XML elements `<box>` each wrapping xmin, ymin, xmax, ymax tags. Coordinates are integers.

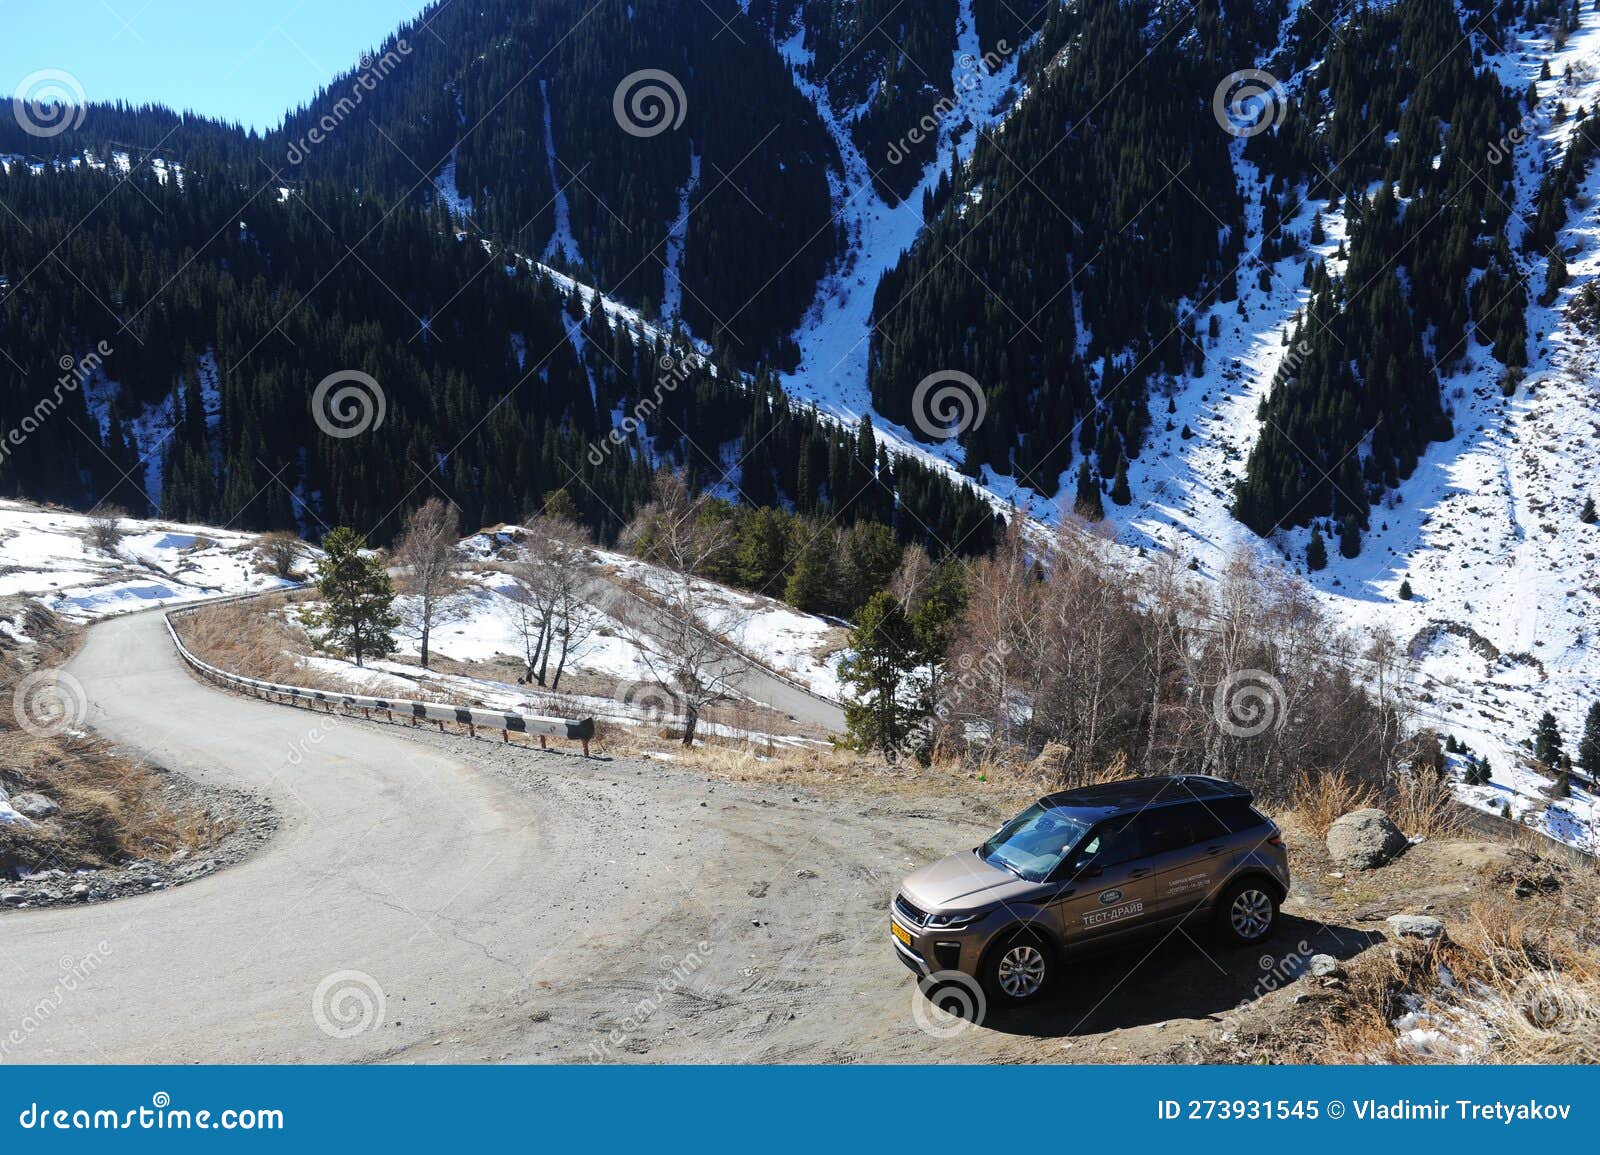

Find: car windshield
<box><xmin>980</xmin><ymin>803</ymin><xmax>1090</xmax><ymax>883</ymax></box>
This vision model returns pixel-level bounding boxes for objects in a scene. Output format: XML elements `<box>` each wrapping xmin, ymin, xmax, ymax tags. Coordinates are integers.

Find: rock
<box><xmin>1308</xmin><ymin>954</ymin><xmax>1344</xmax><ymax>979</ymax></box>
<box><xmin>1326</xmin><ymin>809</ymin><xmax>1408</xmax><ymax>870</ymax></box>
<box><xmin>10</xmin><ymin>792</ymin><xmax>60</xmax><ymax>819</ymax></box>
<box><xmin>0</xmin><ymin>889</ymin><xmax>26</xmax><ymax>907</ymax></box>
<box><xmin>1386</xmin><ymin>914</ymin><xmax>1447</xmax><ymax>943</ymax></box>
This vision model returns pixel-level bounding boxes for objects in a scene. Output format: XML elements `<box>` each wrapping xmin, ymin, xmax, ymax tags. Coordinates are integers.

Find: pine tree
<box><xmin>1533</xmin><ymin>710</ymin><xmax>1565</xmax><ymax>769</ymax></box>
<box><xmin>1578</xmin><ymin>699</ymin><xmax>1600</xmax><ymax>778</ymax></box>
<box><xmin>1582</xmin><ymin>495</ymin><xmax>1598</xmax><ymax>524</ymax></box>
<box><xmin>1339</xmin><ymin>516</ymin><xmax>1362</xmax><ymax>559</ymax></box>
<box><xmin>1073</xmin><ymin>461</ymin><xmax>1104</xmax><ymax>521</ymax></box>
<box><xmin>1306</xmin><ymin>526</ymin><xmax>1328</xmax><ymax>571</ymax></box>
<box><xmin>305</xmin><ymin>527</ymin><xmax>399</xmax><ymax>667</ymax></box>
<box><xmin>1109</xmin><ymin>458</ymin><xmax>1132</xmax><ymax>505</ymax></box>
<box><xmin>839</xmin><ymin>591</ymin><xmax>924</xmax><ymax>760</ymax></box>
<box><xmin>784</xmin><ymin>531</ymin><xmax>833</xmax><ymax>613</ymax></box>
<box><xmin>1398</xmin><ymin>578</ymin><xmax>1413</xmax><ymax>600</ymax></box>
<box><xmin>839</xmin><ymin>522</ymin><xmax>902</xmax><ymax>615</ymax></box>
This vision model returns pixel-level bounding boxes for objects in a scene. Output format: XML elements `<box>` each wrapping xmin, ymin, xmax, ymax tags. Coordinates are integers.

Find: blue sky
<box><xmin>1</xmin><ymin>0</ymin><xmax>435</xmax><ymax>131</ymax></box>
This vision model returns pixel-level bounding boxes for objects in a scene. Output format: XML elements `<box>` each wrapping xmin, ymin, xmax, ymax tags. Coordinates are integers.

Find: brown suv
<box><xmin>891</xmin><ymin>775</ymin><xmax>1291</xmax><ymax>1004</ymax></box>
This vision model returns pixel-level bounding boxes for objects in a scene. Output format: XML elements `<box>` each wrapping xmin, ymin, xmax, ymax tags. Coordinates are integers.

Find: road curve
<box><xmin>0</xmin><ymin>608</ymin><xmax>690</xmax><ymax>1062</ymax></box>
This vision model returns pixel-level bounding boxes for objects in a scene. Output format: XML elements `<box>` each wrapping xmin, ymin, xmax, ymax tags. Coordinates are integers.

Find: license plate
<box><xmin>891</xmin><ymin>920</ymin><xmax>912</xmax><ymax>947</ymax></box>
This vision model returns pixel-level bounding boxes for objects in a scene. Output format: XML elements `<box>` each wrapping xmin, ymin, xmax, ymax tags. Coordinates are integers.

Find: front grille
<box><xmin>894</xmin><ymin>893</ymin><xmax>928</xmax><ymax>927</ymax></box>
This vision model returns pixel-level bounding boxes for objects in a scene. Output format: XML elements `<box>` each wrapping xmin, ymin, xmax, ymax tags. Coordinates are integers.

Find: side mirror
<box><xmin>1071</xmin><ymin>856</ymin><xmax>1102</xmax><ymax>878</ymax></box>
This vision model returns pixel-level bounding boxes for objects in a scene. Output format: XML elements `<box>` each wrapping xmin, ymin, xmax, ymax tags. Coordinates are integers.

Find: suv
<box><xmin>891</xmin><ymin>775</ymin><xmax>1290</xmax><ymax>1005</ymax></box>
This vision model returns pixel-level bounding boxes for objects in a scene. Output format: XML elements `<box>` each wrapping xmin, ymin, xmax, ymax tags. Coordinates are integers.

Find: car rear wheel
<box><xmin>982</xmin><ymin>931</ymin><xmax>1054</xmax><ymax>1005</ymax></box>
<box><xmin>1216</xmin><ymin>879</ymin><xmax>1278</xmax><ymax>945</ymax></box>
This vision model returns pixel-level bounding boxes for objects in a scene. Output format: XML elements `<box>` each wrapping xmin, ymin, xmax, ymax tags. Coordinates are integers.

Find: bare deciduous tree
<box><xmin>616</xmin><ymin>471</ymin><xmax>746</xmax><ymax>746</ymax></box>
<box><xmin>257</xmin><ymin>531</ymin><xmax>302</xmax><ymax>579</ymax></box>
<box><xmin>87</xmin><ymin>506</ymin><xmax>127</xmax><ymax>555</ymax></box>
<box><xmin>937</xmin><ymin>523</ymin><xmax>1406</xmax><ymax>805</ymax></box>
<box><xmin>392</xmin><ymin>498</ymin><xmax>468</xmax><ymax>669</ymax></box>
<box><xmin>502</xmin><ymin>515</ymin><xmax>597</xmax><ymax>689</ymax></box>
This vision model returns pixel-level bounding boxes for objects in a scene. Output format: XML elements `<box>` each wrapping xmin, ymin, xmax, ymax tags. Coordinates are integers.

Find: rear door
<box><xmin>1047</xmin><ymin>813</ymin><xmax>1157</xmax><ymax>948</ymax></box>
<box><xmin>1138</xmin><ymin>803</ymin><xmax>1231</xmax><ymax>924</ymax></box>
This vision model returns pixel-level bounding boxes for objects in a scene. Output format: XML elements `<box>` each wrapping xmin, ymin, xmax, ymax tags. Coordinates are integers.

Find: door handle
<box><xmin>1128</xmin><ymin>868</ymin><xmax>1148</xmax><ymax>878</ymax></box>
<box><xmin>1205</xmin><ymin>846</ymin><xmax>1224</xmax><ymax>856</ymax></box>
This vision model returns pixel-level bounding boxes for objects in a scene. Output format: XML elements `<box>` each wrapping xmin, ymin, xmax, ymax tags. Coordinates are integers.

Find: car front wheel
<box><xmin>982</xmin><ymin>931</ymin><xmax>1054</xmax><ymax>1005</ymax></box>
<box><xmin>1217</xmin><ymin>879</ymin><xmax>1279</xmax><ymax>945</ymax></box>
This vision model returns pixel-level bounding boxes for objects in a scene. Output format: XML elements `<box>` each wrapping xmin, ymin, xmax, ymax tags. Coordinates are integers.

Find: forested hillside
<box><xmin>866</xmin><ymin>0</ymin><xmax>1282</xmax><ymax>497</ymax></box>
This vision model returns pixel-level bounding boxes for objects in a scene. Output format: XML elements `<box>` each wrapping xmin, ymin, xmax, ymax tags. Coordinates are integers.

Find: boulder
<box><xmin>1308</xmin><ymin>954</ymin><xmax>1345</xmax><ymax>979</ymax></box>
<box><xmin>1326</xmin><ymin>808</ymin><xmax>1408</xmax><ymax>870</ymax></box>
<box><xmin>1386</xmin><ymin>914</ymin><xmax>1447</xmax><ymax>943</ymax></box>
<box><xmin>10</xmin><ymin>792</ymin><xmax>60</xmax><ymax>820</ymax></box>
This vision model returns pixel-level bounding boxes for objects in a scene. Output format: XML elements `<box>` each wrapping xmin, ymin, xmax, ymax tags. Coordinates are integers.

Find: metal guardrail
<box><xmin>163</xmin><ymin>604</ymin><xmax>596</xmax><ymax>755</ymax></box>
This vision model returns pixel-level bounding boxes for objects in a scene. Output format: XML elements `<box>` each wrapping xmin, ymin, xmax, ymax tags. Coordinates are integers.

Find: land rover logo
<box><xmin>1098</xmin><ymin>888</ymin><xmax>1123</xmax><ymax>905</ymax></box>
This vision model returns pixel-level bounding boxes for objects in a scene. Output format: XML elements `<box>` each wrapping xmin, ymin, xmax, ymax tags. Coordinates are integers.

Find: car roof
<box><xmin>1038</xmin><ymin>774</ymin><xmax>1251</xmax><ymax>819</ymax></box>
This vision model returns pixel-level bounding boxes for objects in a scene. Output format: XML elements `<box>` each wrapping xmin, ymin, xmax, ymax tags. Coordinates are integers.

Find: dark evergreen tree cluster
<box><xmin>6</xmin><ymin>0</ymin><xmax>840</xmax><ymax>368</ymax></box>
<box><xmin>0</xmin><ymin>131</ymin><xmax>995</xmax><ymax>555</ymax></box>
<box><xmin>867</xmin><ymin>0</ymin><xmax>1280</xmax><ymax>498</ymax></box>
<box><xmin>1235</xmin><ymin>0</ymin><xmax>1523</xmax><ymax>544</ymax></box>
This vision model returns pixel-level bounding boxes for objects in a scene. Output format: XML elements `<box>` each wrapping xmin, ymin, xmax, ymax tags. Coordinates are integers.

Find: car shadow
<box><xmin>960</xmin><ymin>914</ymin><xmax>1383</xmax><ymax>1038</ymax></box>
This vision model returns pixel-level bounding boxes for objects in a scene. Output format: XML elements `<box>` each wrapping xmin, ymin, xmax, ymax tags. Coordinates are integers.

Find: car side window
<box><xmin>1090</xmin><ymin>815</ymin><xmax>1148</xmax><ymax>866</ymax></box>
<box><xmin>1143</xmin><ymin>803</ymin><xmax>1230</xmax><ymax>853</ymax></box>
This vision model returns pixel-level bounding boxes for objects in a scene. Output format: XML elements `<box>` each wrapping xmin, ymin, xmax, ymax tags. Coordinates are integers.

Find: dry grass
<box><xmin>1315</xmin><ymin>862</ymin><xmax>1600</xmax><ymax>1063</ymax></box>
<box><xmin>2</xmin><ymin>603</ymin><xmax>229</xmax><ymax>876</ymax></box>
<box><xmin>1388</xmin><ymin>770</ymin><xmax>1469</xmax><ymax>841</ymax></box>
<box><xmin>0</xmin><ymin>732</ymin><xmax>229</xmax><ymax>875</ymax></box>
<box><xmin>1287</xmin><ymin>768</ymin><xmax>1380</xmax><ymax>841</ymax></box>
<box><xmin>175</xmin><ymin>594</ymin><xmax>359</xmax><ymax>693</ymax></box>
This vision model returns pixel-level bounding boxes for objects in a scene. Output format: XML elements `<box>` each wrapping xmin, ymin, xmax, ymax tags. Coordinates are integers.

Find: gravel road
<box><xmin>0</xmin><ymin>608</ymin><xmax>1372</xmax><ymax>1064</ymax></box>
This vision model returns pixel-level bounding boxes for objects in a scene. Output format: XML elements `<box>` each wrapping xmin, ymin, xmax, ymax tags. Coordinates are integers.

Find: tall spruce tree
<box><xmin>306</xmin><ymin>527</ymin><xmax>399</xmax><ymax>667</ymax></box>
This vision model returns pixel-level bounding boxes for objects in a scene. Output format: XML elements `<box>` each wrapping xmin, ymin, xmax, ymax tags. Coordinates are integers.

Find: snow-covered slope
<box><xmin>1102</xmin><ymin>12</ymin><xmax>1600</xmax><ymax>843</ymax></box>
<box><xmin>0</xmin><ymin>500</ymin><xmax>293</xmax><ymax>621</ymax></box>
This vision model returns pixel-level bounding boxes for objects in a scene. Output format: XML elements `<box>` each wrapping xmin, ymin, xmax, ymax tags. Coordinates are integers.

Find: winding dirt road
<box><xmin>0</xmin><ymin>609</ymin><xmax>1370</xmax><ymax>1063</ymax></box>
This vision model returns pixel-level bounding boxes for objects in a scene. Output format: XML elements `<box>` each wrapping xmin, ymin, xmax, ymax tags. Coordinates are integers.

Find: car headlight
<box><xmin>925</xmin><ymin>910</ymin><xmax>984</xmax><ymax>929</ymax></box>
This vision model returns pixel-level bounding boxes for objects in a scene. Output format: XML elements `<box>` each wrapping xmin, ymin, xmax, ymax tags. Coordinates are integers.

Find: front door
<box><xmin>1047</xmin><ymin>814</ymin><xmax>1156</xmax><ymax>948</ymax></box>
